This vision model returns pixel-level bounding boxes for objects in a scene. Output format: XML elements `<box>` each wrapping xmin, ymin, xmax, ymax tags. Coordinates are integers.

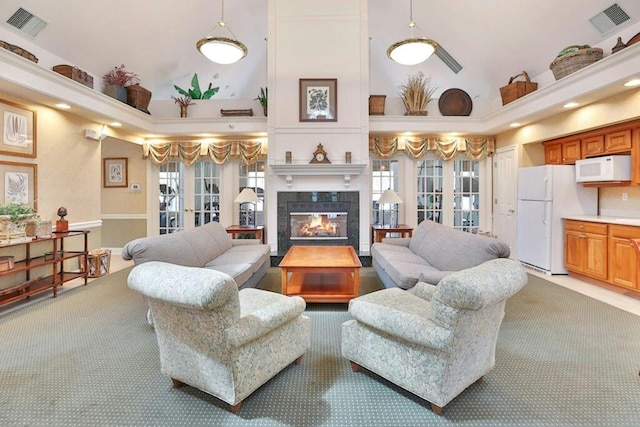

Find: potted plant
<box><xmin>399</xmin><ymin>72</ymin><xmax>436</xmax><ymax>116</ymax></box>
<box><xmin>172</xmin><ymin>95</ymin><xmax>195</xmax><ymax>118</ymax></box>
<box><xmin>255</xmin><ymin>87</ymin><xmax>268</xmax><ymax>116</ymax></box>
<box><xmin>0</xmin><ymin>203</ymin><xmax>36</xmax><ymax>235</ymax></box>
<box><xmin>103</xmin><ymin>64</ymin><xmax>140</xmax><ymax>103</ymax></box>
<box><xmin>174</xmin><ymin>73</ymin><xmax>219</xmax><ymax>100</ymax></box>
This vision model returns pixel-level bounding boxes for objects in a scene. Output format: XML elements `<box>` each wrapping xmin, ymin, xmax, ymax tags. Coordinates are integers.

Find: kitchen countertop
<box><xmin>564</xmin><ymin>216</ymin><xmax>640</xmax><ymax>226</ymax></box>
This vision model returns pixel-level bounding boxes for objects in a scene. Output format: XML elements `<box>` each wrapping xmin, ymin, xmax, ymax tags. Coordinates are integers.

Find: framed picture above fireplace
<box><xmin>299</xmin><ymin>78</ymin><xmax>337</xmax><ymax>122</ymax></box>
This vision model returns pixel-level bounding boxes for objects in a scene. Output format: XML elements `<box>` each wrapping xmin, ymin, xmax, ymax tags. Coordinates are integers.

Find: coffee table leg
<box><xmin>281</xmin><ymin>267</ymin><xmax>288</xmax><ymax>295</ymax></box>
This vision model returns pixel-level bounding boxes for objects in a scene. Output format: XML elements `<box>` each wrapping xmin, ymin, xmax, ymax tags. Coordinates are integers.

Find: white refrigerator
<box><xmin>517</xmin><ymin>165</ymin><xmax>597</xmax><ymax>274</ymax></box>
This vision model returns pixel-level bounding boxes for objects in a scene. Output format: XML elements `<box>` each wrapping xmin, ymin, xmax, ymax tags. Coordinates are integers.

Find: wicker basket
<box><xmin>549</xmin><ymin>46</ymin><xmax>603</xmax><ymax>80</ymax></box>
<box><xmin>125</xmin><ymin>84</ymin><xmax>152</xmax><ymax>112</ymax></box>
<box><xmin>369</xmin><ymin>95</ymin><xmax>386</xmax><ymax>115</ymax></box>
<box><xmin>499</xmin><ymin>71</ymin><xmax>538</xmax><ymax>105</ymax></box>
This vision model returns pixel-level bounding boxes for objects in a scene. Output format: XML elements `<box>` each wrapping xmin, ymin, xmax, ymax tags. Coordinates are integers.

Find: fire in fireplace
<box><xmin>290</xmin><ymin>212</ymin><xmax>348</xmax><ymax>240</ymax></box>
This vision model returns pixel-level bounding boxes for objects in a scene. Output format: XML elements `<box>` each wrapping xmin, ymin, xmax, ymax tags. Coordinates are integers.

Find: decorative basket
<box><xmin>499</xmin><ymin>71</ymin><xmax>538</xmax><ymax>105</ymax></box>
<box><xmin>549</xmin><ymin>46</ymin><xmax>603</xmax><ymax>80</ymax></box>
<box><xmin>369</xmin><ymin>95</ymin><xmax>386</xmax><ymax>115</ymax></box>
<box><xmin>125</xmin><ymin>84</ymin><xmax>152</xmax><ymax>112</ymax></box>
<box><xmin>0</xmin><ymin>40</ymin><xmax>38</xmax><ymax>63</ymax></box>
<box><xmin>53</xmin><ymin>65</ymin><xmax>94</xmax><ymax>88</ymax></box>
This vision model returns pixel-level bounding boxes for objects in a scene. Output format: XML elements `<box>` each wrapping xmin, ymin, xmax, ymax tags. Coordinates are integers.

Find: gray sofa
<box><xmin>371</xmin><ymin>220</ymin><xmax>511</xmax><ymax>290</ymax></box>
<box><xmin>122</xmin><ymin>221</ymin><xmax>270</xmax><ymax>290</ymax></box>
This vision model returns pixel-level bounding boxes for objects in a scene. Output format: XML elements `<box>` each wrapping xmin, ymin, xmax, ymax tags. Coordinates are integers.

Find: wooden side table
<box><xmin>225</xmin><ymin>225</ymin><xmax>265</xmax><ymax>244</ymax></box>
<box><xmin>371</xmin><ymin>224</ymin><xmax>413</xmax><ymax>244</ymax></box>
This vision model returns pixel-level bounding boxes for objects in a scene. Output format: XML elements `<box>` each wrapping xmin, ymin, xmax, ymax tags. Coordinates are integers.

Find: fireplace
<box><xmin>277</xmin><ymin>192</ymin><xmax>359</xmax><ymax>254</ymax></box>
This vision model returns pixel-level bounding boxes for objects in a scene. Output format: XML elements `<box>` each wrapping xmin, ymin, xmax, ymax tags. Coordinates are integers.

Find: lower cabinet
<box><xmin>564</xmin><ymin>220</ymin><xmax>640</xmax><ymax>291</ymax></box>
<box><xmin>609</xmin><ymin>225</ymin><xmax>640</xmax><ymax>290</ymax></box>
<box><xmin>564</xmin><ymin>220</ymin><xmax>608</xmax><ymax>280</ymax></box>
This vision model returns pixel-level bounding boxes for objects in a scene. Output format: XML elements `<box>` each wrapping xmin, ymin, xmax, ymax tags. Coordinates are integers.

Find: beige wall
<box><xmin>496</xmin><ymin>88</ymin><xmax>640</xmax><ymax>216</ymax></box>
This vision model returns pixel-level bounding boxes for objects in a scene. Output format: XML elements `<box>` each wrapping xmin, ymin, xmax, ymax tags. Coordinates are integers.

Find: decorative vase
<box><xmin>104</xmin><ymin>84</ymin><xmax>127</xmax><ymax>103</ymax></box>
<box><xmin>263</xmin><ymin>106</ymin><xmax>268</xmax><ymax>117</ymax></box>
<box><xmin>180</xmin><ymin>105</ymin><xmax>188</xmax><ymax>118</ymax></box>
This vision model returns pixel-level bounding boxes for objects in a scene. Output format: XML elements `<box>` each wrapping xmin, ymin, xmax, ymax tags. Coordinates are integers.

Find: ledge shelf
<box><xmin>270</xmin><ymin>163</ymin><xmax>366</xmax><ymax>187</ymax></box>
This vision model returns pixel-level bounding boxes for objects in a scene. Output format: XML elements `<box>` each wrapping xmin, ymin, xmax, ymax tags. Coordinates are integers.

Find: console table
<box><xmin>225</xmin><ymin>225</ymin><xmax>265</xmax><ymax>244</ymax></box>
<box><xmin>371</xmin><ymin>224</ymin><xmax>413</xmax><ymax>244</ymax></box>
<box><xmin>0</xmin><ymin>230</ymin><xmax>89</xmax><ymax>307</ymax></box>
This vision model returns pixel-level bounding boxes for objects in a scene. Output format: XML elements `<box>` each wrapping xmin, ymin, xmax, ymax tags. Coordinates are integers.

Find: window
<box><xmin>239</xmin><ymin>161</ymin><xmax>266</xmax><ymax>226</ymax></box>
<box><xmin>417</xmin><ymin>159</ymin><xmax>443</xmax><ymax>225</ymax></box>
<box><xmin>194</xmin><ymin>161</ymin><xmax>221</xmax><ymax>227</ymax></box>
<box><xmin>371</xmin><ymin>159</ymin><xmax>399</xmax><ymax>225</ymax></box>
<box><xmin>453</xmin><ymin>159</ymin><xmax>480</xmax><ymax>233</ymax></box>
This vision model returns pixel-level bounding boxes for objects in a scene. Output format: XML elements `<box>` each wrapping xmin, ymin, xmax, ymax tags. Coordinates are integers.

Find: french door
<box><xmin>155</xmin><ymin>160</ymin><xmax>221</xmax><ymax>234</ymax></box>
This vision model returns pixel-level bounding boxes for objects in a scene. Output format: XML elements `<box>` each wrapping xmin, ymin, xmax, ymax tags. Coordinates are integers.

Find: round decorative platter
<box><xmin>438</xmin><ymin>88</ymin><xmax>473</xmax><ymax>116</ymax></box>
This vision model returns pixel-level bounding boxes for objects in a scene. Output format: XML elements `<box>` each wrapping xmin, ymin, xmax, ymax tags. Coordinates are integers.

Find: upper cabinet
<box><xmin>543</xmin><ymin>137</ymin><xmax>581</xmax><ymax>164</ymax></box>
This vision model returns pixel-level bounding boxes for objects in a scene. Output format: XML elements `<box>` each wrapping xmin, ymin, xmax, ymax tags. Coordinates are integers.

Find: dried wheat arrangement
<box><xmin>399</xmin><ymin>73</ymin><xmax>436</xmax><ymax>115</ymax></box>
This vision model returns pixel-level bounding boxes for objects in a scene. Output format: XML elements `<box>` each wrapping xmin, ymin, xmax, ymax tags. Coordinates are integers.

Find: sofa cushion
<box><xmin>408</xmin><ymin>221</ymin><xmax>510</xmax><ymax>272</ymax></box>
<box><xmin>122</xmin><ymin>222</ymin><xmax>233</xmax><ymax>267</ymax></box>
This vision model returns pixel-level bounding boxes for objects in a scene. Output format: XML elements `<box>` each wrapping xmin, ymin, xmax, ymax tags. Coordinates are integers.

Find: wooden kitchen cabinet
<box><xmin>564</xmin><ymin>220</ymin><xmax>608</xmax><ymax>280</ymax></box>
<box><xmin>544</xmin><ymin>138</ymin><xmax>581</xmax><ymax>164</ymax></box>
<box><xmin>608</xmin><ymin>225</ymin><xmax>640</xmax><ymax>290</ymax></box>
<box><xmin>581</xmin><ymin>135</ymin><xmax>605</xmax><ymax>157</ymax></box>
<box><xmin>604</xmin><ymin>129</ymin><xmax>632</xmax><ymax>153</ymax></box>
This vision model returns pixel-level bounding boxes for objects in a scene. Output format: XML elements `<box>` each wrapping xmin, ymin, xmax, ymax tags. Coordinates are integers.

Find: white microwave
<box><xmin>575</xmin><ymin>155</ymin><xmax>632</xmax><ymax>183</ymax></box>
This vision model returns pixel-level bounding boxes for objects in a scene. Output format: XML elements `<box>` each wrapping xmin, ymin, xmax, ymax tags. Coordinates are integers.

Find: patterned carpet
<box><xmin>1</xmin><ymin>267</ymin><xmax>639</xmax><ymax>426</ymax></box>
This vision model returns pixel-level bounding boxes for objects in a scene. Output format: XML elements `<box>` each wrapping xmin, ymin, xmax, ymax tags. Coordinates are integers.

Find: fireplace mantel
<box><xmin>271</xmin><ymin>163</ymin><xmax>366</xmax><ymax>187</ymax></box>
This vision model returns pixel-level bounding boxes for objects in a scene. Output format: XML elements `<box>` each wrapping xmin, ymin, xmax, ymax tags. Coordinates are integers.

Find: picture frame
<box><xmin>0</xmin><ymin>98</ymin><xmax>37</xmax><ymax>158</ymax></box>
<box><xmin>103</xmin><ymin>158</ymin><xmax>128</xmax><ymax>188</ymax></box>
<box><xmin>299</xmin><ymin>78</ymin><xmax>337</xmax><ymax>122</ymax></box>
<box><xmin>0</xmin><ymin>161</ymin><xmax>38</xmax><ymax>211</ymax></box>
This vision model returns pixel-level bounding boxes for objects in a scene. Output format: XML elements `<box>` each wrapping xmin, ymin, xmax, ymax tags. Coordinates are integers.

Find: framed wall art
<box><xmin>103</xmin><ymin>158</ymin><xmax>128</xmax><ymax>188</ymax></box>
<box><xmin>299</xmin><ymin>78</ymin><xmax>337</xmax><ymax>122</ymax></box>
<box><xmin>0</xmin><ymin>98</ymin><xmax>37</xmax><ymax>158</ymax></box>
<box><xmin>0</xmin><ymin>161</ymin><xmax>37</xmax><ymax>210</ymax></box>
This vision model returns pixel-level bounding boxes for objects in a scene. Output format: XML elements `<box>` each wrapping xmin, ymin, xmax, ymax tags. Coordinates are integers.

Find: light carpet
<box><xmin>1</xmin><ymin>267</ymin><xmax>639</xmax><ymax>426</ymax></box>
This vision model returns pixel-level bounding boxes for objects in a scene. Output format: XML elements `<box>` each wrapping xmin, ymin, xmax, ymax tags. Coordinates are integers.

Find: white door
<box><xmin>493</xmin><ymin>145</ymin><xmax>518</xmax><ymax>258</ymax></box>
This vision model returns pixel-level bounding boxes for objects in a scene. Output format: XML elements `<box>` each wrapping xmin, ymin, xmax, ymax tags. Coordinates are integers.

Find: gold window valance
<box><xmin>143</xmin><ymin>140</ymin><xmax>266</xmax><ymax>165</ymax></box>
<box><xmin>370</xmin><ymin>136</ymin><xmax>495</xmax><ymax>161</ymax></box>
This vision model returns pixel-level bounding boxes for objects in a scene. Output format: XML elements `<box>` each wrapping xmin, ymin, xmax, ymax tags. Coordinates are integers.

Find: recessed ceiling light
<box><xmin>509</xmin><ymin>122</ymin><xmax>521</xmax><ymax>127</ymax></box>
<box><xmin>623</xmin><ymin>79</ymin><xmax>640</xmax><ymax>87</ymax></box>
<box><xmin>563</xmin><ymin>102</ymin><xmax>579</xmax><ymax>108</ymax></box>
<box><xmin>110</xmin><ymin>122</ymin><xmax>122</xmax><ymax>127</ymax></box>
<box><xmin>55</xmin><ymin>103</ymin><xmax>71</xmax><ymax>109</ymax></box>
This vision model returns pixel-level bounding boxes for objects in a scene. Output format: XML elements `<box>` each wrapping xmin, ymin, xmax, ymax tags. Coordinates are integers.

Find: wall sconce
<box><xmin>84</xmin><ymin>125</ymin><xmax>108</xmax><ymax>141</ymax></box>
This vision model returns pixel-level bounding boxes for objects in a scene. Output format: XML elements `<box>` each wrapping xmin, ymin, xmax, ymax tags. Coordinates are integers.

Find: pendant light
<box><xmin>387</xmin><ymin>0</ymin><xmax>438</xmax><ymax>66</ymax></box>
<box><xmin>196</xmin><ymin>0</ymin><xmax>248</xmax><ymax>65</ymax></box>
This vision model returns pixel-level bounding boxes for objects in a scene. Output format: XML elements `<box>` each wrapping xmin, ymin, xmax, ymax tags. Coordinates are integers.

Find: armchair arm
<box><xmin>412</xmin><ymin>282</ymin><xmax>437</xmax><ymax>301</ymax></box>
<box><xmin>227</xmin><ymin>290</ymin><xmax>306</xmax><ymax>348</ymax></box>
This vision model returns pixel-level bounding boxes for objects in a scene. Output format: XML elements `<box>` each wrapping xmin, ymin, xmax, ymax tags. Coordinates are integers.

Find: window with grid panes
<box><xmin>239</xmin><ymin>161</ymin><xmax>265</xmax><ymax>226</ymax></box>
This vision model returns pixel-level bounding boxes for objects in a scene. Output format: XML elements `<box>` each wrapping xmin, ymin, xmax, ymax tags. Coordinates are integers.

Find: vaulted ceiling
<box><xmin>1</xmin><ymin>1</ymin><xmax>639</xmax><ymax>118</ymax></box>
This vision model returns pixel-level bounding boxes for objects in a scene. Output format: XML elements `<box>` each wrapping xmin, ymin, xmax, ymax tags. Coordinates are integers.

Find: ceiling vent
<box><xmin>435</xmin><ymin>44</ymin><xmax>463</xmax><ymax>74</ymax></box>
<box><xmin>6</xmin><ymin>7</ymin><xmax>47</xmax><ymax>38</ymax></box>
<box><xmin>589</xmin><ymin>3</ymin><xmax>630</xmax><ymax>36</ymax></box>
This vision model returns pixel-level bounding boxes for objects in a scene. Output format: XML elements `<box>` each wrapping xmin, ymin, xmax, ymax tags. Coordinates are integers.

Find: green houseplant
<box><xmin>255</xmin><ymin>87</ymin><xmax>268</xmax><ymax>116</ymax></box>
<box><xmin>0</xmin><ymin>202</ymin><xmax>36</xmax><ymax>235</ymax></box>
<box><xmin>174</xmin><ymin>74</ymin><xmax>219</xmax><ymax>100</ymax></box>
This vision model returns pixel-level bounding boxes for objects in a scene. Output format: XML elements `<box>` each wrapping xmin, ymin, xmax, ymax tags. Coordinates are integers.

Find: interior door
<box><xmin>493</xmin><ymin>145</ymin><xmax>518</xmax><ymax>258</ymax></box>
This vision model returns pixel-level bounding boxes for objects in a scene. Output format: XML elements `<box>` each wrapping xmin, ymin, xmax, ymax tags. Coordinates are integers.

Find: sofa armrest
<box><xmin>227</xmin><ymin>290</ymin><xmax>306</xmax><ymax>348</ymax></box>
<box><xmin>379</xmin><ymin>237</ymin><xmax>411</xmax><ymax>246</ymax></box>
<box><xmin>231</xmin><ymin>239</ymin><xmax>261</xmax><ymax>246</ymax></box>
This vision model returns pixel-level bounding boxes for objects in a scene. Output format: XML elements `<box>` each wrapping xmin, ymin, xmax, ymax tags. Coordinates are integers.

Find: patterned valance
<box><xmin>370</xmin><ymin>136</ymin><xmax>495</xmax><ymax>161</ymax></box>
<box><xmin>143</xmin><ymin>140</ymin><xmax>266</xmax><ymax>165</ymax></box>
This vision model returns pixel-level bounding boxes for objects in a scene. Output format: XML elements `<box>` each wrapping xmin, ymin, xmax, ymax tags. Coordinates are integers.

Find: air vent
<box><xmin>589</xmin><ymin>3</ymin><xmax>630</xmax><ymax>36</ymax></box>
<box><xmin>6</xmin><ymin>7</ymin><xmax>47</xmax><ymax>38</ymax></box>
<box><xmin>435</xmin><ymin>44</ymin><xmax>463</xmax><ymax>74</ymax></box>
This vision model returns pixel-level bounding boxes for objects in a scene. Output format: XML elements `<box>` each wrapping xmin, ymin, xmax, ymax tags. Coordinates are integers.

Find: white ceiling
<box><xmin>1</xmin><ymin>0</ymin><xmax>639</xmax><ymax>109</ymax></box>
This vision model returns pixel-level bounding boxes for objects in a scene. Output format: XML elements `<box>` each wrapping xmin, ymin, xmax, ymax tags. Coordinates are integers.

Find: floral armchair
<box><xmin>127</xmin><ymin>261</ymin><xmax>311</xmax><ymax>413</ymax></box>
<box><xmin>341</xmin><ymin>258</ymin><xmax>528</xmax><ymax>415</ymax></box>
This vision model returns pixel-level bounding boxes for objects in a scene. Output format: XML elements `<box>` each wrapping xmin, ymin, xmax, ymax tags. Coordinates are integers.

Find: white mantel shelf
<box><xmin>271</xmin><ymin>163</ymin><xmax>366</xmax><ymax>187</ymax></box>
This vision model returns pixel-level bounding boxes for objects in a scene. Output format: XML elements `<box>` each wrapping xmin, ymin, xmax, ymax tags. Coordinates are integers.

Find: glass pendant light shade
<box><xmin>196</xmin><ymin>0</ymin><xmax>247</xmax><ymax>65</ymax></box>
<box><xmin>387</xmin><ymin>38</ymin><xmax>437</xmax><ymax>65</ymax></box>
<box><xmin>388</xmin><ymin>0</ymin><xmax>437</xmax><ymax>65</ymax></box>
<box><xmin>197</xmin><ymin>33</ymin><xmax>247</xmax><ymax>65</ymax></box>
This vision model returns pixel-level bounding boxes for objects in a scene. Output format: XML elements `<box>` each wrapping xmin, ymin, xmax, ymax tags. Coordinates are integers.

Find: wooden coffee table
<box><xmin>279</xmin><ymin>245</ymin><xmax>362</xmax><ymax>303</ymax></box>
